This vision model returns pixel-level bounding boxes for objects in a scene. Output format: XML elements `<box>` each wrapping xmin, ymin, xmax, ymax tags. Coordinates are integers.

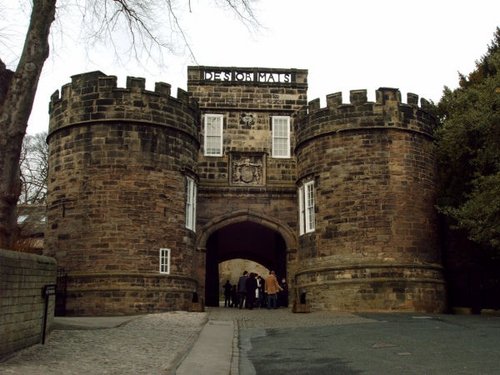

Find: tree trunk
<box><xmin>0</xmin><ymin>0</ymin><xmax>56</xmax><ymax>248</ymax></box>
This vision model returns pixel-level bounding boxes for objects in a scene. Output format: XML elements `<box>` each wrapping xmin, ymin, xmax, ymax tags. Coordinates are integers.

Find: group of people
<box><xmin>222</xmin><ymin>270</ymin><xmax>289</xmax><ymax>310</ymax></box>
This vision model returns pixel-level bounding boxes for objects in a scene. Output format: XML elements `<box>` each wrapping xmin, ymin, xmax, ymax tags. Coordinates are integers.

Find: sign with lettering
<box><xmin>203</xmin><ymin>70</ymin><xmax>292</xmax><ymax>84</ymax></box>
<box><xmin>43</xmin><ymin>284</ymin><xmax>57</xmax><ymax>296</ymax></box>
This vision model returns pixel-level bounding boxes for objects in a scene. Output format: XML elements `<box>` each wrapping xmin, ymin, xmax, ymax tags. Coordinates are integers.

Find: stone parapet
<box><xmin>295</xmin><ymin>88</ymin><xmax>436</xmax><ymax>148</ymax></box>
<box><xmin>49</xmin><ymin>71</ymin><xmax>199</xmax><ymax>141</ymax></box>
<box><xmin>188</xmin><ymin>66</ymin><xmax>308</xmax><ymax>88</ymax></box>
<box><xmin>188</xmin><ymin>66</ymin><xmax>308</xmax><ymax>112</ymax></box>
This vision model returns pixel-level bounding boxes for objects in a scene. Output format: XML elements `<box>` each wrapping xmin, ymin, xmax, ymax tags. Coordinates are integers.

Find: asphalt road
<box><xmin>239</xmin><ymin>313</ymin><xmax>500</xmax><ymax>375</ymax></box>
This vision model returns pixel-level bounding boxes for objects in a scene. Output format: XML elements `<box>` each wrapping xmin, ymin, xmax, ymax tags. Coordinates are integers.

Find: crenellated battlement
<box><xmin>307</xmin><ymin>87</ymin><xmax>432</xmax><ymax>112</ymax></box>
<box><xmin>48</xmin><ymin>71</ymin><xmax>199</xmax><ymax>139</ymax></box>
<box><xmin>295</xmin><ymin>88</ymin><xmax>436</xmax><ymax>146</ymax></box>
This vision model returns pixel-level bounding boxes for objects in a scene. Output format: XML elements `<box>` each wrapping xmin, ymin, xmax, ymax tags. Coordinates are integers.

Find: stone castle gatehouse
<box><xmin>45</xmin><ymin>66</ymin><xmax>446</xmax><ymax>315</ymax></box>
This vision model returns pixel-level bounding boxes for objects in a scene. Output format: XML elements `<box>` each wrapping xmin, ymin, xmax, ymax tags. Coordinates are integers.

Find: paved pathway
<box><xmin>176</xmin><ymin>319</ymin><xmax>234</xmax><ymax>375</ymax></box>
<box><xmin>2</xmin><ymin>307</ymin><xmax>500</xmax><ymax>374</ymax></box>
<box><xmin>0</xmin><ymin>307</ymin><xmax>370</xmax><ymax>375</ymax></box>
<box><xmin>238</xmin><ymin>311</ymin><xmax>500</xmax><ymax>375</ymax></box>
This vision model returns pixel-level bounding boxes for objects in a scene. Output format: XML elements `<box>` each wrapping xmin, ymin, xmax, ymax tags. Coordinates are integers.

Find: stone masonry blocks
<box><xmin>45</xmin><ymin>67</ymin><xmax>446</xmax><ymax>315</ymax></box>
<box><xmin>46</xmin><ymin>73</ymin><xmax>200</xmax><ymax>315</ymax></box>
<box><xmin>0</xmin><ymin>249</ymin><xmax>56</xmax><ymax>359</ymax></box>
<box><xmin>294</xmin><ymin>88</ymin><xmax>445</xmax><ymax>312</ymax></box>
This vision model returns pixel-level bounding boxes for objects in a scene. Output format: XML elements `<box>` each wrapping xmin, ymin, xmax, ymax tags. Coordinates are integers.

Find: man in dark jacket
<box><xmin>237</xmin><ymin>271</ymin><xmax>248</xmax><ymax>309</ymax></box>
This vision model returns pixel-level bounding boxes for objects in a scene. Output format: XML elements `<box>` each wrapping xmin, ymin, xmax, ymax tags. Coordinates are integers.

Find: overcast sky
<box><xmin>4</xmin><ymin>0</ymin><xmax>499</xmax><ymax>135</ymax></box>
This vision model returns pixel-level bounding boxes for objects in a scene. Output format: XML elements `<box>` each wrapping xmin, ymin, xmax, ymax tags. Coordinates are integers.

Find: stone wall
<box><xmin>188</xmin><ymin>66</ymin><xmax>307</xmax><ymax>306</ymax></box>
<box><xmin>294</xmin><ymin>88</ymin><xmax>446</xmax><ymax>312</ymax></box>
<box><xmin>44</xmin><ymin>67</ymin><xmax>446</xmax><ymax>314</ymax></box>
<box><xmin>0</xmin><ymin>249</ymin><xmax>56</xmax><ymax>360</ymax></box>
<box><xmin>188</xmin><ymin>66</ymin><xmax>307</xmax><ymax>188</ymax></box>
<box><xmin>188</xmin><ymin>67</ymin><xmax>306</xmax><ymax>238</ymax></box>
<box><xmin>45</xmin><ymin>72</ymin><xmax>200</xmax><ymax>315</ymax></box>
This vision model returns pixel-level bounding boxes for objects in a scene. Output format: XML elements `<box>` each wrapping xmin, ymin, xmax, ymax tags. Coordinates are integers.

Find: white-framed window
<box><xmin>185</xmin><ymin>176</ymin><xmax>197</xmax><ymax>231</ymax></box>
<box><xmin>272</xmin><ymin>116</ymin><xmax>290</xmax><ymax>158</ymax></box>
<box><xmin>298</xmin><ymin>180</ymin><xmax>315</xmax><ymax>235</ymax></box>
<box><xmin>204</xmin><ymin>114</ymin><xmax>224</xmax><ymax>156</ymax></box>
<box><xmin>159</xmin><ymin>248</ymin><xmax>171</xmax><ymax>274</ymax></box>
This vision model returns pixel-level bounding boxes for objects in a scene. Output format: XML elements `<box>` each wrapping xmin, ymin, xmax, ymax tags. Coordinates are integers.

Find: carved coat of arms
<box><xmin>231</xmin><ymin>154</ymin><xmax>264</xmax><ymax>186</ymax></box>
<box><xmin>240</xmin><ymin>113</ymin><xmax>255</xmax><ymax>128</ymax></box>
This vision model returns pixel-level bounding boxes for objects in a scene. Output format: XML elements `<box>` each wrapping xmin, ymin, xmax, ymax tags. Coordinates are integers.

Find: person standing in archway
<box><xmin>256</xmin><ymin>275</ymin><xmax>265</xmax><ymax>308</ymax></box>
<box><xmin>231</xmin><ymin>284</ymin><xmax>239</xmax><ymax>308</ymax></box>
<box><xmin>265</xmin><ymin>270</ymin><xmax>283</xmax><ymax>309</ymax></box>
<box><xmin>223</xmin><ymin>280</ymin><xmax>232</xmax><ymax>307</ymax></box>
<box><xmin>279</xmin><ymin>278</ymin><xmax>289</xmax><ymax>308</ymax></box>
<box><xmin>245</xmin><ymin>273</ymin><xmax>257</xmax><ymax>309</ymax></box>
<box><xmin>237</xmin><ymin>271</ymin><xmax>248</xmax><ymax>309</ymax></box>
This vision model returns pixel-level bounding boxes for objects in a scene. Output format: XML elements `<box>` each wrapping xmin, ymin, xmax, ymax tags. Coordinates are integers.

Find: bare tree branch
<box><xmin>0</xmin><ymin>0</ymin><xmax>259</xmax><ymax>248</ymax></box>
<box><xmin>164</xmin><ymin>0</ymin><xmax>198</xmax><ymax>64</ymax></box>
<box><xmin>19</xmin><ymin>132</ymin><xmax>48</xmax><ymax>205</ymax></box>
<box><xmin>75</xmin><ymin>0</ymin><xmax>259</xmax><ymax>64</ymax></box>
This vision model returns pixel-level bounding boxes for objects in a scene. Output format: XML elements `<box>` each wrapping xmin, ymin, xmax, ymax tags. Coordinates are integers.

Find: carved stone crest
<box><xmin>240</xmin><ymin>113</ymin><xmax>255</xmax><ymax>128</ymax></box>
<box><xmin>230</xmin><ymin>153</ymin><xmax>265</xmax><ymax>186</ymax></box>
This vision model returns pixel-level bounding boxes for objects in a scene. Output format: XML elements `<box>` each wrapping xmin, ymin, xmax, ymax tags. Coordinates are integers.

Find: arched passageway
<box><xmin>204</xmin><ymin>221</ymin><xmax>287</xmax><ymax>306</ymax></box>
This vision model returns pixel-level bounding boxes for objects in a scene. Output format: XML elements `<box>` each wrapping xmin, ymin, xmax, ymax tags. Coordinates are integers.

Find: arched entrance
<box><xmin>199</xmin><ymin>213</ymin><xmax>294</xmax><ymax>307</ymax></box>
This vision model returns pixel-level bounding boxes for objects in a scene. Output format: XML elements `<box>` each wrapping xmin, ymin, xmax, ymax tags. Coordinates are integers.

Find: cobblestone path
<box><xmin>0</xmin><ymin>312</ymin><xmax>207</xmax><ymax>375</ymax></box>
<box><xmin>0</xmin><ymin>307</ymin><xmax>370</xmax><ymax>375</ymax></box>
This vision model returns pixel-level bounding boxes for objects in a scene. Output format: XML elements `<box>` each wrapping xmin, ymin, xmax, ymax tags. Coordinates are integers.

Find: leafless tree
<box><xmin>19</xmin><ymin>132</ymin><xmax>48</xmax><ymax>205</ymax></box>
<box><xmin>0</xmin><ymin>0</ymin><xmax>258</xmax><ymax>248</ymax></box>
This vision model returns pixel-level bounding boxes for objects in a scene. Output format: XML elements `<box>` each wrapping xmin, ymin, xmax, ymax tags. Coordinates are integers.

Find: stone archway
<box><xmin>197</xmin><ymin>211</ymin><xmax>296</xmax><ymax>306</ymax></box>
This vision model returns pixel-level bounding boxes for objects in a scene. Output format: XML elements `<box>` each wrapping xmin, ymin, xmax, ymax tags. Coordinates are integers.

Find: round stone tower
<box><xmin>45</xmin><ymin>71</ymin><xmax>200</xmax><ymax>315</ymax></box>
<box><xmin>294</xmin><ymin>88</ymin><xmax>446</xmax><ymax>312</ymax></box>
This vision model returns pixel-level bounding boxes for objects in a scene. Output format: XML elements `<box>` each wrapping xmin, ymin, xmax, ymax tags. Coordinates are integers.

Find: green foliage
<box><xmin>440</xmin><ymin>174</ymin><xmax>500</xmax><ymax>248</ymax></box>
<box><xmin>436</xmin><ymin>27</ymin><xmax>500</xmax><ymax>251</ymax></box>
